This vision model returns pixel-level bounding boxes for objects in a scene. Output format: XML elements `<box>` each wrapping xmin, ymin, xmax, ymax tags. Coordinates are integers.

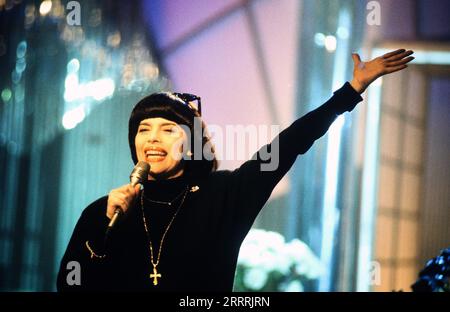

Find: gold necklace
<box><xmin>140</xmin><ymin>186</ymin><xmax>189</xmax><ymax>286</ymax></box>
<box><xmin>143</xmin><ymin>186</ymin><xmax>187</xmax><ymax>206</ymax></box>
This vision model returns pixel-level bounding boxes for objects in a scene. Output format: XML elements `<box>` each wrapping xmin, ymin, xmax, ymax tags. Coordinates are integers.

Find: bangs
<box><xmin>130</xmin><ymin>93</ymin><xmax>197</xmax><ymax>127</ymax></box>
<box><xmin>128</xmin><ymin>92</ymin><xmax>218</xmax><ymax>178</ymax></box>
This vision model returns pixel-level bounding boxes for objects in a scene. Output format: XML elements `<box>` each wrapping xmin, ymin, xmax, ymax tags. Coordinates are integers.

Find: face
<box><xmin>135</xmin><ymin>117</ymin><xmax>188</xmax><ymax>180</ymax></box>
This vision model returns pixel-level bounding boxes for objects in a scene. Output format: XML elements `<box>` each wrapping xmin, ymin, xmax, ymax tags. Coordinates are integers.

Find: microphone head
<box><xmin>130</xmin><ymin>161</ymin><xmax>150</xmax><ymax>186</ymax></box>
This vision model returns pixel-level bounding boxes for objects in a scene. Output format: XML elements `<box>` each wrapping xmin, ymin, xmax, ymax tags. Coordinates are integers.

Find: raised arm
<box><xmin>228</xmin><ymin>49</ymin><xmax>414</xmax><ymax>232</ymax></box>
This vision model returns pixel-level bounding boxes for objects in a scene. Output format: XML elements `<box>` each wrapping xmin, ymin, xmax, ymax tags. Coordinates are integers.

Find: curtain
<box><xmin>0</xmin><ymin>0</ymin><xmax>167</xmax><ymax>290</ymax></box>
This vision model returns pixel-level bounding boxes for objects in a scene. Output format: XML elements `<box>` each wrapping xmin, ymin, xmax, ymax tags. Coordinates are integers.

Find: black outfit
<box><xmin>57</xmin><ymin>82</ymin><xmax>363</xmax><ymax>291</ymax></box>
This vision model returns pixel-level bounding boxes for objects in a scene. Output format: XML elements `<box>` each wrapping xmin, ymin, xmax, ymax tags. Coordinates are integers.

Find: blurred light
<box><xmin>90</xmin><ymin>78</ymin><xmax>115</xmax><ymax>101</ymax></box>
<box><xmin>25</xmin><ymin>4</ymin><xmax>36</xmax><ymax>27</ymax></box>
<box><xmin>15</xmin><ymin>58</ymin><xmax>26</xmax><ymax>73</ymax></box>
<box><xmin>11</xmin><ymin>70</ymin><xmax>21</xmax><ymax>84</ymax></box>
<box><xmin>314</xmin><ymin>33</ymin><xmax>325</xmax><ymax>47</ymax></box>
<box><xmin>62</xmin><ymin>106</ymin><xmax>85</xmax><ymax>130</ymax></box>
<box><xmin>63</xmin><ymin>92</ymin><xmax>75</xmax><ymax>102</ymax></box>
<box><xmin>80</xmin><ymin>40</ymin><xmax>100</xmax><ymax>59</ymax></box>
<box><xmin>16</xmin><ymin>41</ymin><xmax>27</xmax><ymax>58</ymax></box>
<box><xmin>25</xmin><ymin>3</ymin><xmax>35</xmax><ymax>15</ymax></box>
<box><xmin>64</xmin><ymin>76</ymin><xmax>115</xmax><ymax>102</ymax></box>
<box><xmin>85</xmin><ymin>82</ymin><xmax>96</xmax><ymax>99</ymax></box>
<box><xmin>64</xmin><ymin>73</ymin><xmax>78</xmax><ymax>90</ymax></box>
<box><xmin>67</xmin><ymin>58</ymin><xmax>80</xmax><ymax>74</ymax></box>
<box><xmin>39</xmin><ymin>0</ymin><xmax>52</xmax><ymax>16</ymax></box>
<box><xmin>324</xmin><ymin>35</ymin><xmax>337</xmax><ymax>52</ymax></box>
<box><xmin>50</xmin><ymin>0</ymin><xmax>64</xmax><ymax>18</ymax></box>
<box><xmin>1</xmin><ymin>88</ymin><xmax>12</xmax><ymax>102</ymax></box>
<box><xmin>144</xmin><ymin>63</ymin><xmax>159</xmax><ymax>80</ymax></box>
<box><xmin>373</xmin><ymin>77</ymin><xmax>383</xmax><ymax>87</ymax></box>
<box><xmin>88</xmin><ymin>8</ymin><xmax>102</xmax><ymax>27</ymax></box>
<box><xmin>76</xmin><ymin>84</ymin><xmax>87</xmax><ymax>100</ymax></box>
<box><xmin>24</xmin><ymin>15</ymin><xmax>35</xmax><ymax>28</ymax></box>
<box><xmin>61</xmin><ymin>25</ymin><xmax>74</xmax><ymax>42</ymax></box>
<box><xmin>15</xmin><ymin>85</ymin><xmax>25</xmax><ymax>102</ymax></box>
<box><xmin>64</xmin><ymin>73</ymin><xmax>79</xmax><ymax>102</ymax></box>
<box><xmin>72</xmin><ymin>27</ymin><xmax>85</xmax><ymax>46</ymax></box>
<box><xmin>107</xmin><ymin>31</ymin><xmax>121</xmax><ymax>48</ymax></box>
<box><xmin>336</xmin><ymin>26</ymin><xmax>349</xmax><ymax>39</ymax></box>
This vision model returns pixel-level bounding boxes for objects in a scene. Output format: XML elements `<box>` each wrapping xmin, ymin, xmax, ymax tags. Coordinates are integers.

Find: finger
<box><xmin>115</xmin><ymin>184</ymin><xmax>131</xmax><ymax>193</ymax></box>
<box><xmin>386</xmin><ymin>50</ymin><xmax>414</xmax><ymax>62</ymax></box>
<box><xmin>352</xmin><ymin>53</ymin><xmax>361</xmax><ymax>65</ymax></box>
<box><xmin>110</xmin><ymin>191</ymin><xmax>128</xmax><ymax>201</ymax></box>
<box><xmin>384</xmin><ymin>64</ymin><xmax>408</xmax><ymax>74</ymax></box>
<box><xmin>382</xmin><ymin>49</ymin><xmax>406</xmax><ymax>59</ymax></box>
<box><xmin>107</xmin><ymin>198</ymin><xmax>128</xmax><ymax>218</ymax></box>
<box><xmin>127</xmin><ymin>184</ymin><xmax>141</xmax><ymax>197</ymax></box>
<box><xmin>110</xmin><ymin>192</ymin><xmax>133</xmax><ymax>207</ymax></box>
<box><xmin>109</xmin><ymin>193</ymin><xmax>128</xmax><ymax>207</ymax></box>
<box><xmin>121</xmin><ymin>184</ymin><xmax>139</xmax><ymax>197</ymax></box>
<box><xmin>387</xmin><ymin>56</ymin><xmax>414</xmax><ymax>67</ymax></box>
<box><xmin>106</xmin><ymin>201</ymin><xmax>128</xmax><ymax>218</ymax></box>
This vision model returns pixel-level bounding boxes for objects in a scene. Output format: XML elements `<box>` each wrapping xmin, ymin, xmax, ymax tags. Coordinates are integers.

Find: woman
<box><xmin>57</xmin><ymin>49</ymin><xmax>414</xmax><ymax>291</ymax></box>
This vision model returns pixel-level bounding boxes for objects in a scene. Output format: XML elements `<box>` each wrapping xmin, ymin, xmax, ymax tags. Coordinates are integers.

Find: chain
<box><xmin>142</xmin><ymin>186</ymin><xmax>187</xmax><ymax>206</ymax></box>
<box><xmin>85</xmin><ymin>240</ymin><xmax>106</xmax><ymax>259</ymax></box>
<box><xmin>140</xmin><ymin>186</ymin><xmax>189</xmax><ymax>285</ymax></box>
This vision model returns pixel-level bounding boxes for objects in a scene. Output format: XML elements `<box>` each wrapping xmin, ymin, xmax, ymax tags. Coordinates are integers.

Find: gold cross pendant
<box><xmin>150</xmin><ymin>266</ymin><xmax>161</xmax><ymax>285</ymax></box>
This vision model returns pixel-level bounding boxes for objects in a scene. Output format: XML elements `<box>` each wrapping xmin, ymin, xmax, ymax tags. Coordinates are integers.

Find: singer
<box><xmin>57</xmin><ymin>50</ymin><xmax>414</xmax><ymax>291</ymax></box>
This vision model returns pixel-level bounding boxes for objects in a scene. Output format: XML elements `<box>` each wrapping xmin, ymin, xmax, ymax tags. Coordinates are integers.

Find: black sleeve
<box><xmin>228</xmin><ymin>82</ymin><xmax>363</xmax><ymax>233</ymax></box>
<box><xmin>56</xmin><ymin>196</ymin><xmax>111</xmax><ymax>291</ymax></box>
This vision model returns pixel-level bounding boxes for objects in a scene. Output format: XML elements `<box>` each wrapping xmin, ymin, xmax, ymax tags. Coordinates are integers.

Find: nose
<box><xmin>147</xmin><ymin>128</ymin><xmax>161</xmax><ymax>143</ymax></box>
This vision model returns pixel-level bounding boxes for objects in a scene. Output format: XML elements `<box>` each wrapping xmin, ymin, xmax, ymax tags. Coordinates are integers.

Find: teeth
<box><xmin>146</xmin><ymin>152</ymin><xmax>166</xmax><ymax>156</ymax></box>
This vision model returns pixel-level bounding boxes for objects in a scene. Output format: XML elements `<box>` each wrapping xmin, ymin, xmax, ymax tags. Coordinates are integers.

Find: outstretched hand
<box><xmin>350</xmin><ymin>49</ymin><xmax>414</xmax><ymax>94</ymax></box>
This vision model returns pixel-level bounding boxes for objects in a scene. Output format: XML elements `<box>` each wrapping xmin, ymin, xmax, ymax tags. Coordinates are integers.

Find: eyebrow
<box><xmin>138</xmin><ymin>121</ymin><xmax>177</xmax><ymax>127</ymax></box>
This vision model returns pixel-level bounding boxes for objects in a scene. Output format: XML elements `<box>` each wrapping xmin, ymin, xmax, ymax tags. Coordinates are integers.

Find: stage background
<box><xmin>0</xmin><ymin>0</ymin><xmax>449</xmax><ymax>291</ymax></box>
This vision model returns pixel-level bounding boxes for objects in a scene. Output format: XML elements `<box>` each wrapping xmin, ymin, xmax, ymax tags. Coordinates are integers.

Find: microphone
<box><xmin>107</xmin><ymin>161</ymin><xmax>150</xmax><ymax>230</ymax></box>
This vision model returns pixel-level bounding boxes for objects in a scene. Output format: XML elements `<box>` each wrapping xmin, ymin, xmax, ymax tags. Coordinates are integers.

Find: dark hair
<box><xmin>128</xmin><ymin>92</ymin><xmax>218</xmax><ymax>179</ymax></box>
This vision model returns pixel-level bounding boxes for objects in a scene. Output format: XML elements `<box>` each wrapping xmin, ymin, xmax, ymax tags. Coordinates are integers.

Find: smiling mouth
<box><xmin>146</xmin><ymin>155</ymin><xmax>165</xmax><ymax>162</ymax></box>
<box><xmin>145</xmin><ymin>150</ymin><xmax>167</xmax><ymax>162</ymax></box>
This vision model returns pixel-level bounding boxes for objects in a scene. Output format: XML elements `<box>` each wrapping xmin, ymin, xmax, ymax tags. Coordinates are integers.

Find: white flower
<box><xmin>285</xmin><ymin>239</ymin><xmax>324</xmax><ymax>278</ymax></box>
<box><xmin>236</xmin><ymin>229</ymin><xmax>324</xmax><ymax>291</ymax></box>
<box><xmin>243</xmin><ymin>267</ymin><xmax>269</xmax><ymax>290</ymax></box>
<box><xmin>280</xmin><ymin>280</ymin><xmax>304</xmax><ymax>292</ymax></box>
<box><xmin>237</xmin><ymin>243</ymin><xmax>264</xmax><ymax>267</ymax></box>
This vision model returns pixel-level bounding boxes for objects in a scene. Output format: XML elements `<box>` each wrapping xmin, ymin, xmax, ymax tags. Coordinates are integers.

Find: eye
<box><xmin>138</xmin><ymin>127</ymin><xmax>149</xmax><ymax>133</ymax></box>
<box><xmin>163</xmin><ymin>127</ymin><xmax>178</xmax><ymax>133</ymax></box>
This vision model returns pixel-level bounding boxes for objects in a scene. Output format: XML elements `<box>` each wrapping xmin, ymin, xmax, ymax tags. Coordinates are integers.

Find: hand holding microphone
<box><xmin>107</xmin><ymin>161</ymin><xmax>150</xmax><ymax>230</ymax></box>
